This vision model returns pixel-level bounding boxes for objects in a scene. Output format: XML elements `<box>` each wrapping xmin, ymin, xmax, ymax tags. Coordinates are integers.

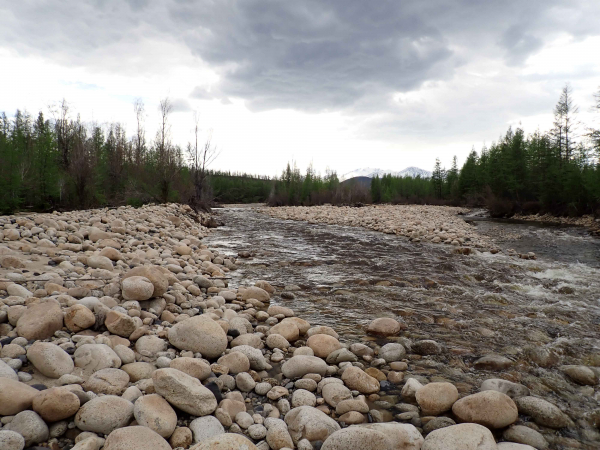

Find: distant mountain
<box><xmin>340</xmin><ymin>166</ymin><xmax>431</xmax><ymax>181</ymax></box>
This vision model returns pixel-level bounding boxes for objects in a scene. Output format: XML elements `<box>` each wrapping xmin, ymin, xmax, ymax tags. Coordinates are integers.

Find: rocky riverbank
<box><xmin>261</xmin><ymin>205</ymin><xmax>494</xmax><ymax>249</ymax></box>
<box><xmin>511</xmin><ymin>213</ymin><xmax>600</xmax><ymax>236</ymax></box>
<box><xmin>0</xmin><ymin>204</ymin><xmax>598</xmax><ymax>450</ymax></box>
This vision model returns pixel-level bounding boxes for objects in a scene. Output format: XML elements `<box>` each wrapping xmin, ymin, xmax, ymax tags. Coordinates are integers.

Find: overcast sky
<box><xmin>2</xmin><ymin>0</ymin><xmax>600</xmax><ymax>177</ymax></box>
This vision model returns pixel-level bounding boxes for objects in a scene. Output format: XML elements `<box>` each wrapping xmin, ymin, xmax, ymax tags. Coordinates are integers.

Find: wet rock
<box><xmin>366</xmin><ymin>318</ymin><xmax>403</xmax><ymax>337</ymax></box>
<box><xmin>474</xmin><ymin>354</ymin><xmax>513</xmax><ymax>371</ymax></box>
<box><xmin>32</xmin><ymin>387</ymin><xmax>80</xmax><ymax>422</ymax></box>
<box><xmin>168</xmin><ymin>315</ymin><xmax>228</xmax><ymax>359</ymax></box>
<box><xmin>341</xmin><ymin>366</ymin><xmax>380</xmax><ymax>394</ymax></box>
<box><xmin>5</xmin><ymin>411</ymin><xmax>49</xmax><ymax>447</ymax></box>
<box><xmin>412</xmin><ymin>340</ymin><xmax>442</xmax><ymax>355</ymax></box>
<box><xmin>0</xmin><ymin>378</ymin><xmax>40</xmax><ymax>415</ymax></box>
<box><xmin>239</xmin><ymin>286</ymin><xmax>270</xmax><ymax>302</ymax></box>
<box><xmin>452</xmin><ymin>390</ymin><xmax>518</xmax><ymax>428</ymax></box>
<box><xmin>480</xmin><ymin>378</ymin><xmax>530</xmax><ymax>398</ymax></box>
<box><xmin>152</xmin><ymin>368</ymin><xmax>218</xmax><ymax>416</ymax></box>
<box><xmin>560</xmin><ymin>365</ymin><xmax>598</xmax><ymax>385</ymax></box>
<box><xmin>503</xmin><ymin>425</ymin><xmax>549</xmax><ymax>449</ymax></box>
<box><xmin>0</xmin><ymin>430</ymin><xmax>25</xmax><ymax>450</ymax></box>
<box><xmin>103</xmin><ymin>426</ymin><xmax>171</xmax><ymax>450</ymax></box>
<box><xmin>415</xmin><ymin>382</ymin><xmax>458</xmax><ymax>415</ymax></box>
<box><xmin>514</xmin><ymin>396</ymin><xmax>573</xmax><ymax>428</ymax></box>
<box><xmin>421</xmin><ymin>423</ymin><xmax>497</xmax><ymax>450</ymax></box>
<box><xmin>75</xmin><ymin>395</ymin><xmax>134</xmax><ymax>435</ymax></box>
<box><xmin>26</xmin><ymin>341</ymin><xmax>74</xmax><ymax>378</ymax></box>
<box><xmin>16</xmin><ymin>300</ymin><xmax>63</xmax><ymax>340</ymax></box>
<box><xmin>190</xmin><ymin>416</ymin><xmax>225</xmax><ymax>444</ymax></box>
<box><xmin>189</xmin><ymin>433</ymin><xmax>258</xmax><ymax>450</ymax></box>
<box><xmin>134</xmin><ymin>394</ymin><xmax>177</xmax><ymax>438</ymax></box>
<box><xmin>282</xmin><ymin>355</ymin><xmax>328</xmax><ymax>378</ymax></box>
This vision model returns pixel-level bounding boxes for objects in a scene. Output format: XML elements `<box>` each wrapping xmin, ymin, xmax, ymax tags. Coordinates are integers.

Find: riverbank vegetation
<box><xmin>1</xmin><ymin>85</ymin><xmax>599</xmax><ymax>216</ymax></box>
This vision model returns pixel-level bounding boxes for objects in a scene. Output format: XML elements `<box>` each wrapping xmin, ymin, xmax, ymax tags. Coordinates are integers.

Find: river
<box><xmin>205</xmin><ymin>206</ymin><xmax>600</xmax><ymax>444</ymax></box>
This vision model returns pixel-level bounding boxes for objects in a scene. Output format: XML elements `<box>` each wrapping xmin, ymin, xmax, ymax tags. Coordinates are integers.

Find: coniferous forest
<box><xmin>1</xmin><ymin>85</ymin><xmax>599</xmax><ymax>216</ymax></box>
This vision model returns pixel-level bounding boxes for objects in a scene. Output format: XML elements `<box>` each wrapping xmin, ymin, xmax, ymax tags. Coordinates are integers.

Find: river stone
<box><xmin>0</xmin><ymin>359</ymin><xmax>18</xmax><ymax>380</ymax></box>
<box><xmin>497</xmin><ymin>444</ymin><xmax>537</xmax><ymax>450</ymax></box>
<box><xmin>170</xmin><ymin>357</ymin><xmax>212</xmax><ymax>380</ymax></box>
<box><xmin>168</xmin><ymin>315</ymin><xmax>228</xmax><ymax>358</ymax></box>
<box><xmin>366</xmin><ymin>318</ymin><xmax>403</xmax><ymax>337</ymax></box>
<box><xmin>16</xmin><ymin>300</ymin><xmax>63</xmax><ymax>340</ymax></box>
<box><xmin>307</xmin><ymin>334</ymin><xmax>342</xmax><ymax>358</ymax></box>
<box><xmin>336</xmin><ymin>398</ymin><xmax>369</xmax><ymax>415</ymax></box>
<box><xmin>291</xmin><ymin>389</ymin><xmax>317</xmax><ymax>407</ymax></box>
<box><xmin>452</xmin><ymin>390</ymin><xmax>518</xmax><ymax>428</ymax></box>
<box><xmin>218</xmin><ymin>352</ymin><xmax>250</xmax><ymax>374</ymax></box>
<box><xmin>75</xmin><ymin>395</ymin><xmax>134</xmax><ymax>435</ymax></box>
<box><xmin>231</xmin><ymin>333</ymin><xmax>263</xmax><ymax>348</ymax></box>
<box><xmin>480</xmin><ymin>378</ymin><xmax>530</xmax><ymax>398</ymax></box>
<box><xmin>123</xmin><ymin>266</ymin><xmax>169</xmax><ymax>297</ymax></box>
<box><xmin>64</xmin><ymin>304</ymin><xmax>96</xmax><ymax>332</ymax></box>
<box><xmin>285</xmin><ymin>406</ymin><xmax>341</xmax><ymax>444</ymax></box>
<box><xmin>84</xmin><ymin>368</ymin><xmax>130</xmax><ymax>395</ymax></box>
<box><xmin>358</xmin><ymin>423</ymin><xmax>424</xmax><ymax>450</ymax></box>
<box><xmin>560</xmin><ymin>365</ymin><xmax>598</xmax><ymax>385</ymax></box>
<box><xmin>239</xmin><ymin>286</ymin><xmax>270</xmax><ymax>302</ymax></box>
<box><xmin>321</xmin><ymin>427</ymin><xmax>392</xmax><ymax>450</ymax></box>
<box><xmin>416</xmin><ymin>382</ymin><xmax>459</xmax><ymax>415</ymax></box>
<box><xmin>152</xmin><ymin>368</ymin><xmax>218</xmax><ymax>416</ymax></box>
<box><xmin>122</xmin><ymin>276</ymin><xmax>154</xmax><ymax>301</ymax></box>
<box><xmin>27</xmin><ymin>341</ymin><xmax>74</xmax><ymax>378</ymax></box>
<box><xmin>322</xmin><ymin>383</ymin><xmax>353</xmax><ymax>407</ymax></box>
<box><xmin>503</xmin><ymin>425</ymin><xmax>549</xmax><ymax>449</ymax></box>
<box><xmin>87</xmin><ymin>255</ymin><xmax>113</xmax><ymax>270</ymax></box>
<box><xmin>266</xmin><ymin>333</ymin><xmax>290</xmax><ymax>350</ymax></box>
<box><xmin>74</xmin><ymin>344</ymin><xmax>122</xmax><ymax>373</ymax></box>
<box><xmin>379</xmin><ymin>343</ymin><xmax>406</xmax><ymax>362</ymax></box>
<box><xmin>190</xmin><ymin>415</ymin><xmax>225</xmax><ymax>444</ymax></box>
<box><xmin>282</xmin><ymin>355</ymin><xmax>328</xmax><ymax>378</ymax></box>
<box><xmin>412</xmin><ymin>340</ymin><xmax>442</xmax><ymax>355</ymax></box>
<box><xmin>268</xmin><ymin>321</ymin><xmax>300</xmax><ymax>342</ymax></box>
<box><xmin>421</xmin><ymin>423</ymin><xmax>497</xmax><ymax>450</ymax></box>
<box><xmin>135</xmin><ymin>335</ymin><xmax>168</xmax><ymax>357</ymax></box>
<box><xmin>0</xmin><ymin>378</ymin><xmax>40</xmax><ymax>415</ymax></box>
<box><xmin>105</xmin><ymin>310</ymin><xmax>138</xmax><ymax>337</ymax></box>
<box><xmin>189</xmin><ymin>433</ymin><xmax>258</xmax><ymax>450</ymax></box>
<box><xmin>326</xmin><ymin>348</ymin><xmax>358</xmax><ymax>364</ymax></box>
<box><xmin>134</xmin><ymin>394</ymin><xmax>177</xmax><ymax>438</ymax></box>
<box><xmin>474</xmin><ymin>354</ymin><xmax>513</xmax><ymax>371</ymax></box>
<box><xmin>514</xmin><ymin>396</ymin><xmax>573</xmax><ymax>428</ymax></box>
<box><xmin>5</xmin><ymin>411</ymin><xmax>49</xmax><ymax>447</ymax></box>
<box><xmin>32</xmin><ymin>387</ymin><xmax>80</xmax><ymax>422</ymax></box>
<box><xmin>306</xmin><ymin>325</ymin><xmax>339</xmax><ymax>339</ymax></box>
<box><xmin>0</xmin><ymin>430</ymin><xmax>25</xmax><ymax>450</ymax></box>
<box><xmin>341</xmin><ymin>366</ymin><xmax>380</xmax><ymax>394</ymax></box>
<box><xmin>265</xmin><ymin>417</ymin><xmax>294</xmax><ymax>450</ymax></box>
<box><xmin>231</xmin><ymin>345</ymin><xmax>271</xmax><ymax>371</ymax></box>
<box><xmin>422</xmin><ymin>417</ymin><xmax>456</xmax><ymax>434</ymax></box>
<box><xmin>103</xmin><ymin>426</ymin><xmax>171</xmax><ymax>450</ymax></box>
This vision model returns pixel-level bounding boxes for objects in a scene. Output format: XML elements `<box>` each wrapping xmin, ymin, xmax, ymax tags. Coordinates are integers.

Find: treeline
<box><xmin>267</xmin><ymin>163</ymin><xmax>370</xmax><ymax>206</ymax></box>
<box><xmin>0</xmin><ymin>99</ymin><xmax>216</xmax><ymax>214</ymax></box>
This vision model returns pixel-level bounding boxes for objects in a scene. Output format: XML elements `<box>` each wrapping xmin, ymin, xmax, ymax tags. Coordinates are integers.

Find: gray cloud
<box><xmin>2</xmin><ymin>0</ymin><xmax>600</xmax><ymax>143</ymax></box>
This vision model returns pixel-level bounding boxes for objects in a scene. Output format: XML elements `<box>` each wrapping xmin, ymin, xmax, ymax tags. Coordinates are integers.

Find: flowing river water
<box><xmin>205</xmin><ymin>206</ymin><xmax>600</xmax><ymax>446</ymax></box>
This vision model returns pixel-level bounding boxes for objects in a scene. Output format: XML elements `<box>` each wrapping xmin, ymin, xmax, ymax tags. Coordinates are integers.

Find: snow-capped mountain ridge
<box><xmin>340</xmin><ymin>166</ymin><xmax>431</xmax><ymax>181</ymax></box>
